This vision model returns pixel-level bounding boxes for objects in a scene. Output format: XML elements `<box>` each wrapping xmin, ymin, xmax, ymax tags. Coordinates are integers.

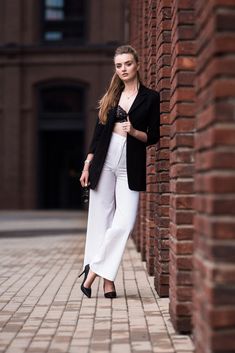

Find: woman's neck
<box><xmin>123</xmin><ymin>79</ymin><xmax>139</xmax><ymax>93</ymax></box>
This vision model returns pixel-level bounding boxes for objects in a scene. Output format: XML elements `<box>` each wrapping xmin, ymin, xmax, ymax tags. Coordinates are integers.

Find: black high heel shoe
<box><xmin>79</xmin><ymin>264</ymin><xmax>91</xmax><ymax>298</ymax></box>
<box><xmin>103</xmin><ymin>282</ymin><xmax>117</xmax><ymax>299</ymax></box>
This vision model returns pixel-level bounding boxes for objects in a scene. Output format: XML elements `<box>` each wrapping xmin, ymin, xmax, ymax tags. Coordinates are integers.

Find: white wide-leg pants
<box><xmin>83</xmin><ymin>132</ymin><xmax>140</xmax><ymax>281</ymax></box>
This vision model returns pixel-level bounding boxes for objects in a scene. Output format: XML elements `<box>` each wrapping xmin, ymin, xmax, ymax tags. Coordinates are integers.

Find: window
<box><xmin>39</xmin><ymin>84</ymin><xmax>85</xmax><ymax>130</ymax></box>
<box><xmin>43</xmin><ymin>0</ymin><xmax>86</xmax><ymax>43</ymax></box>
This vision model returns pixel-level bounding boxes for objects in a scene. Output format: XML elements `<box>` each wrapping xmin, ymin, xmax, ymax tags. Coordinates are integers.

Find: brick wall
<box><xmin>169</xmin><ymin>0</ymin><xmax>195</xmax><ymax>333</ymax></box>
<box><xmin>130</xmin><ymin>0</ymin><xmax>235</xmax><ymax>350</ymax></box>
<box><xmin>193</xmin><ymin>1</ymin><xmax>235</xmax><ymax>352</ymax></box>
<box><xmin>130</xmin><ymin>0</ymin><xmax>171</xmax><ymax>295</ymax></box>
<box><xmin>130</xmin><ymin>0</ymin><xmax>155</xmax><ymax>265</ymax></box>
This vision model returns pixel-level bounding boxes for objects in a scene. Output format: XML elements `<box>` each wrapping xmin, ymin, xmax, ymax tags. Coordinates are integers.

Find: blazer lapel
<box><xmin>128</xmin><ymin>84</ymin><xmax>148</xmax><ymax>115</ymax></box>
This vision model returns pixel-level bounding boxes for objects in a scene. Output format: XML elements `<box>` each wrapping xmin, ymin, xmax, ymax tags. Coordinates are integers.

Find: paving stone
<box><xmin>0</xmin><ymin>211</ymin><xmax>194</xmax><ymax>353</ymax></box>
<box><xmin>112</xmin><ymin>343</ymin><xmax>131</xmax><ymax>353</ymax></box>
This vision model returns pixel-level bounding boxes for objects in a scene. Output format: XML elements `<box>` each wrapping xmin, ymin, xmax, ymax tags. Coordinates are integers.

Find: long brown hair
<box><xmin>98</xmin><ymin>45</ymin><xmax>141</xmax><ymax>124</ymax></box>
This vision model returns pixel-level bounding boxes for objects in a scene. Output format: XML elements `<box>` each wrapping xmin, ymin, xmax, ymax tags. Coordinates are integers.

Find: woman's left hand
<box><xmin>122</xmin><ymin>116</ymin><xmax>136</xmax><ymax>136</ymax></box>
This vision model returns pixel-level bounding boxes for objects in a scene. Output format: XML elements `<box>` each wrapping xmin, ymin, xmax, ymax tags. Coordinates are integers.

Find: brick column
<box><xmin>129</xmin><ymin>0</ymin><xmax>144</xmax><ymax>251</ymax></box>
<box><xmin>145</xmin><ymin>0</ymin><xmax>158</xmax><ymax>274</ymax></box>
<box><xmin>193</xmin><ymin>1</ymin><xmax>235</xmax><ymax>352</ymax></box>
<box><xmin>154</xmin><ymin>0</ymin><xmax>171</xmax><ymax>296</ymax></box>
<box><xmin>130</xmin><ymin>0</ymin><xmax>171</xmax><ymax>295</ymax></box>
<box><xmin>130</xmin><ymin>0</ymin><xmax>152</xmax><ymax>263</ymax></box>
<box><xmin>169</xmin><ymin>0</ymin><xmax>196</xmax><ymax>332</ymax></box>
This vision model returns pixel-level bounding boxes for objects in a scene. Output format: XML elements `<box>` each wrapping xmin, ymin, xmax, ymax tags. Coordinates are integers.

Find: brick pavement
<box><xmin>0</xmin><ymin>212</ymin><xmax>194</xmax><ymax>353</ymax></box>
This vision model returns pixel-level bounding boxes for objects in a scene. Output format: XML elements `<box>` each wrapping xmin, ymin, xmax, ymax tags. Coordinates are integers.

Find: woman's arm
<box><xmin>129</xmin><ymin>127</ymin><xmax>147</xmax><ymax>143</ymax></box>
<box><xmin>123</xmin><ymin>116</ymin><xmax>147</xmax><ymax>142</ymax></box>
<box><xmin>83</xmin><ymin>153</ymin><xmax>94</xmax><ymax>172</ymax></box>
<box><xmin>80</xmin><ymin>153</ymin><xmax>94</xmax><ymax>187</ymax></box>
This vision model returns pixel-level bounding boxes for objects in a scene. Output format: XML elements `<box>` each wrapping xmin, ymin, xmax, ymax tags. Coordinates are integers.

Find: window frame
<box><xmin>41</xmin><ymin>0</ymin><xmax>88</xmax><ymax>45</ymax></box>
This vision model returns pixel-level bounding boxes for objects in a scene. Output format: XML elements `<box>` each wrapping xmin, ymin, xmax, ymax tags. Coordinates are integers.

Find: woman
<box><xmin>79</xmin><ymin>45</ymin><xmax>160</xmax><ymax>298</ymax></box>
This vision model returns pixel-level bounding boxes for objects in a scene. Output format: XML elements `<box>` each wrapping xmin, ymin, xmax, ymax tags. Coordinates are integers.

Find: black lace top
<box><xmin>115</xmin><ymin>105</ymin><xmax>128</xmax><ymax>123</ymax></box>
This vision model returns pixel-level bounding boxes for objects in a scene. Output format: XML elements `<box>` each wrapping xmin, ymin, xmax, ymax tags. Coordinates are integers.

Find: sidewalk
<box><xmin>0</xmin><ymin>212</ymin><xmax>194</xmax><ymax>353</ymax></box>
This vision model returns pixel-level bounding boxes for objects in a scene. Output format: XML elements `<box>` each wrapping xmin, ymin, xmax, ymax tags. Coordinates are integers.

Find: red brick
<box><xmin>160</xmin><ymin>125</ymin><xmax>171</xmax><ymax>136</ymax></box>
<box><xmin>170</xmin><ymin>238</ymin><xmax>194</xmax><ymax>255</ymax></box>
<box><xmin>170</xmin><ymin>149</ymin><xmax>194</xmax><ymax>164</ymax></box>
<box><xmin>159</xmin><ymin>136</ymin><xmax>170</xmax><ymax>148</ymax></box>
<box><xmin>171</xmin><ymin>71</ymin><xmax>195</xmax><ymax>92</ymax></box>
<box><xmin>169</xmin><ymin>209</ymin><xmax>194</xmax><ymax>225</ymax></box>
<box><xmin>195</xmin><ymin>150</ymin><xmax>235</xmax><ymax>171</ymax></box>
<box><xmin>170</xmin><ymin>179</ymin><xmax>194</xmax><ymax>194</ymax></box>
<box><xmin>170</xmin><ymin>86</ymin><xmax>196</xmax><ymax>106</ymax></box>
<box><xmin>170</xmin><ymin>134</ymin><xmax>194</xmax><ymax>149</ymax></box>
<box><xmin>177</xmin><ymin>0</ymin><xmax>195</xmax><ymax>10</ymax></box>
<box><xmin>176</xmin><ymin>286</ymin><xmax>193</xmax><ymax>301</ymax></box>
<box><xmin>170</xmin><ymin>104</ymin><xmax>196</xmax><ymax>122</ymax></box>
<box><xmin>172</xmin><ymin>301</ymin><xmax>193</xmax><ymax>316</ymax></box>
<box><xmin>170</xmin><ymin>223</ymin><xmax>194</xmax><ymax>240</ymax></box>
<box><xmin>170</xmin><ymin>164</ymin><xmax>194</xmax><ymax>178</ymax></box>
<box><xmin>170</xmin><ymin>195</ymin><xmax>194</xmax><ymax>209</ymax></box>
<box><xmin>157</xmin><ymin>160</ymin><xmax>170</xmax><ymax>170</ymax></box>
<box><xmin>195</xmin><ymin>173</ymin><xmax>235</xmax><ymax>193</ymax></box>
<box><xmin>156</xmin><ymin>149</ymin><xmax>170</xmax><ymax>160</ymax></box>
<box><xmin>195</xmin><ymin>195</ymin><xmax>235</xmax><ymax>215</ymax></box>
<box><xmin>194</xmin><ymin>215</ymin><xmax>235</xmax><ymax>240</ymax></box>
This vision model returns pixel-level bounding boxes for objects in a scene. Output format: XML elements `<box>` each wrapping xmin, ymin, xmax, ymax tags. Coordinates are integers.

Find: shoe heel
<box><xmin>79</xmin><ymin>265</ymin><xmax>92</xmax><ymax>298</ymax></box>
<box><xmin>78</xmin><ymin>269</ymin><xmax>85</xmax><ymax>278</ymax></box>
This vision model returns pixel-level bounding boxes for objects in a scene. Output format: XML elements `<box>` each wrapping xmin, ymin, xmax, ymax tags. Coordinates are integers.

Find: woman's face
<box><xmin>114</xmin><ymin>53</ymin><xmax>139</xmax><ymax>82</ymax></box>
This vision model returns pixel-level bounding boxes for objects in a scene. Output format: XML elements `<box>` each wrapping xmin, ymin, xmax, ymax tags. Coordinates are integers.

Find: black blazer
<box><xmin>87</xmin><ymin>84</ymin><xmax>160</xmax><ymax>191</ymax></box>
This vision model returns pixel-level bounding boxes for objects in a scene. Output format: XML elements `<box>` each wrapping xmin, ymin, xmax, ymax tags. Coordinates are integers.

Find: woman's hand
<box><xmin>122</xmin><ymin>116</ymin><xmax>147</xmax><ymax>143</ymax></box>
<box><xmin>80</xmin><ymin>154</ymin><xmax>93</xmax><ymax>187</ymax></box>
<box><xmin>122</xmin><ymin>116</ymin><xmax>136</xmax><ymax>135</ymax></box>
<box><xmin>80</xmin><ymin>170</ymin><xmax>89</xmax><ymax>187</ymax></box>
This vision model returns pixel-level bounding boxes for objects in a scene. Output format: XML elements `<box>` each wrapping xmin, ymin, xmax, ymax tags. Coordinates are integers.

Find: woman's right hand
<box><xmin>80</xmin><ymin>170</ymin><xmax>89</xmax><ymax>187</ymax></box>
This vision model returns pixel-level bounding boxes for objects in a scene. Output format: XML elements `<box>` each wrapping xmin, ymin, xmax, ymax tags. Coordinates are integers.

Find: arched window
<box><xmin>42</xmin><ymin>0</ymin><xmax>87</xmax><ymax>43</ymax></box>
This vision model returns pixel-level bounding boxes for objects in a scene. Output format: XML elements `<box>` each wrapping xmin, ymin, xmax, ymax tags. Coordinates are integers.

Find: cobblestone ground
<box><xmin>0</xmin><ymin>212</ymin><xmax>194</xmax><ymax>353</ymax></box>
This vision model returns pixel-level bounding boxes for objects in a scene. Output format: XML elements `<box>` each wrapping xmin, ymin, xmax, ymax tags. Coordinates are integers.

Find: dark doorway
<box><xmin>39</xmin><ymin>130</ymin><xmax>83</xmax><ymax>209</ymax></box>
<box><xmin>37</xmin><ymin>83</ymin><xmax>85</xmax><ymax>209</ymax></box>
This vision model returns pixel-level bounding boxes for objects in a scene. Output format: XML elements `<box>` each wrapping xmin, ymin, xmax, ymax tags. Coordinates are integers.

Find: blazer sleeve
<box><xmin>87</xmin><ymin>117</ymin><xmax>105</xmax><ymax>154</ymax></box>
<box><xmin>146</xmin><ymin>91</ymin><xmax>160</xmax><ymax>146</ymax></box>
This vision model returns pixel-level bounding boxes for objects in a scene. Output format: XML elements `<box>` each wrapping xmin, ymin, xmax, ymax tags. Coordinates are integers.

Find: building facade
<box><xmin>0</xmin><ymin>0</ymin><xmax>128</xmax><ymax>209</ymax></box>
<box><xmin>129</xmin><ymin>1</ymin><xmax>235</xmax><ymax>353</ymax></box>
